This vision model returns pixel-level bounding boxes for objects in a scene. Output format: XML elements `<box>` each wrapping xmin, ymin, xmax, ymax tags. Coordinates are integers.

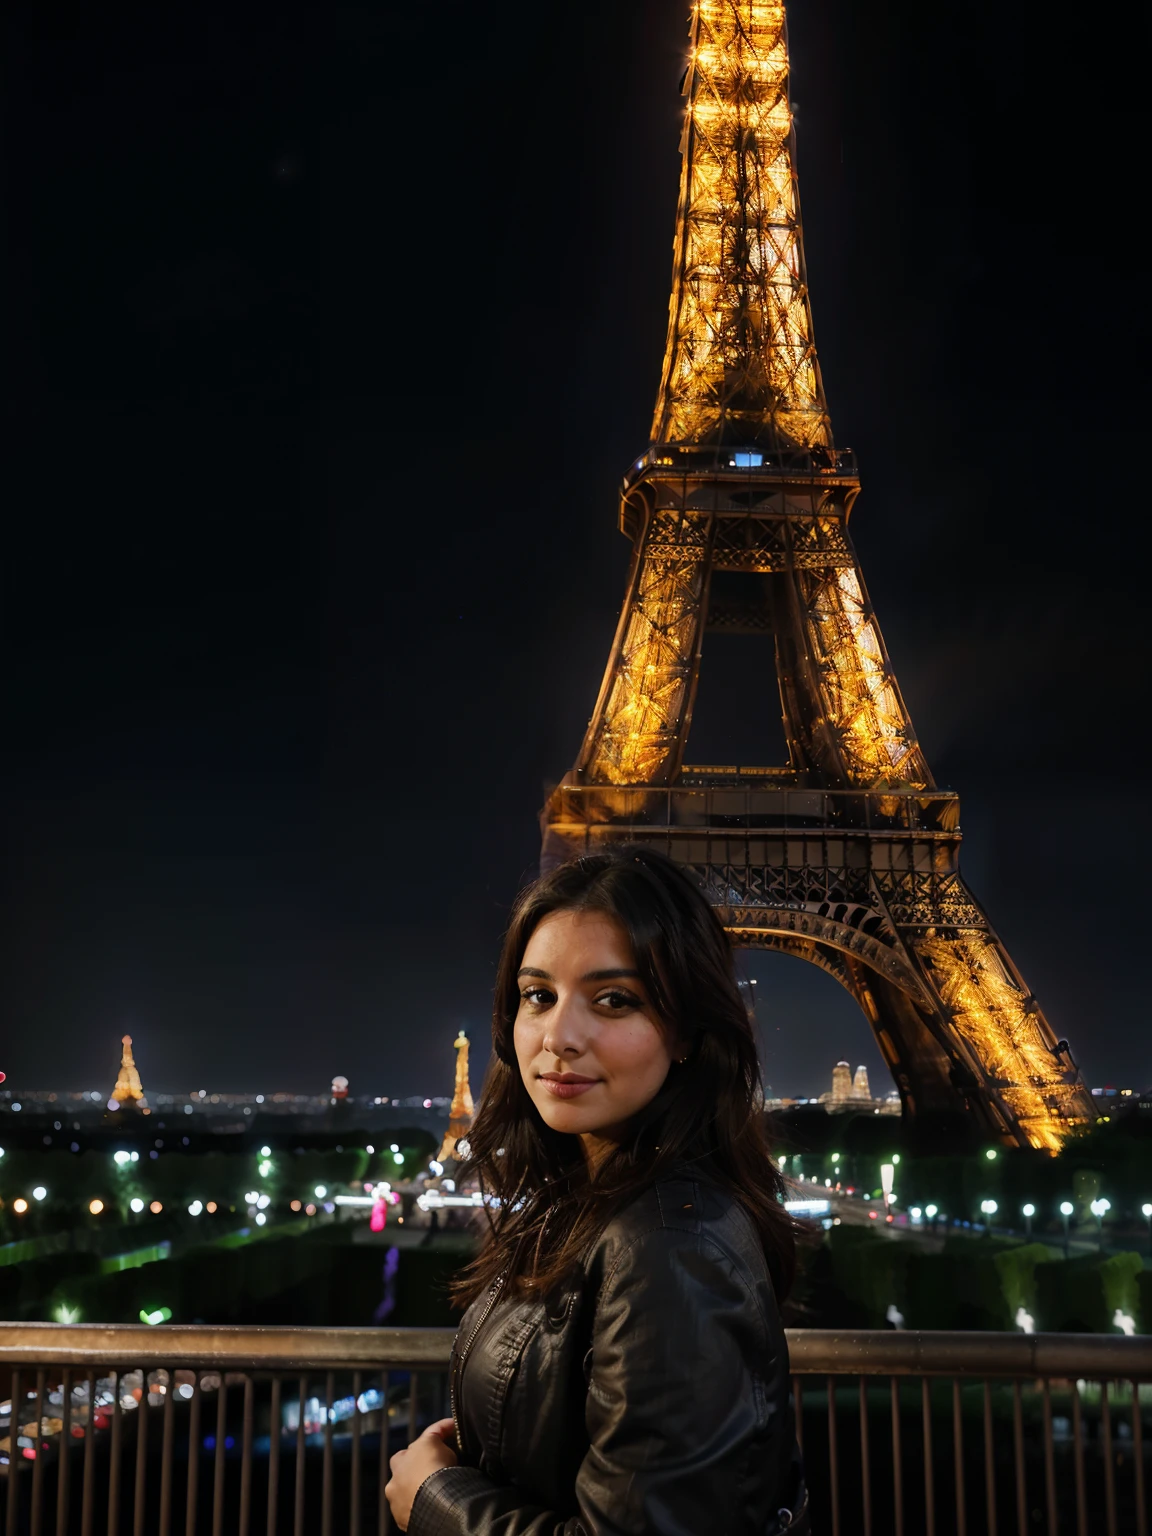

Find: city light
<box><xmin>260</xmin><ymin>1146</ymin><xmax>271</xmax><ymax>1157</ymax></box>
<box><xmin>314</xmin><ymin>1185</ymin><xmax>327</xmax><ymax>1199</ymax></box>
<box><xmin>256</xmin><ymin>1195</ymin><xmax>270</xmax><ymax>1210</ymax></box>
<box><xmin>89</xmin><ymin>1199</ymin><xmax>104</xmax><ymax>1215</ymax></box>
<box><xmin>130</xmin><ymin>1198</ymin><xmax>145</xmax><ymax>1214</ymax></box>
<box><xmin>985</xmin><ymin>1149</ymin><xmax>998</xmax><ymax>1161</ymax></box>
<box><xmin>910</xmin><ymin>1207</ymin><xmax>923</xmax><ymax>1220</ymax></box>
<box><xmin>290</xmin><ymin>1200</ymin><xmax>302</xmax><ymax>1212</ymax></box>
<box><xmin>32</xmin><ymin>1186</ymin><xmax>47</xmax><ymax>1201</ymax></box>
<box><xmin>366</xmin><ymin>1144</ymin><xmax>375</xmax><ymax>1155</ymax></box>
<box><xmin>1144</xmin><ymin>1204</ymin><xmax>1152</xmax><ymax>1218</ymax></box>
<box><xmin>925</xmin><ymin>1205</ymin><xmax>938</xmax><ymax>1219</ymax></box>
<box><xmin>140</xmin><ymin>1307</ymin><xmax>172</xmax><ymax>1326</ymax></box>
<box><xmin>149</xmin><ymin>1201</ymin><xmax>163</xmax><ymax>1214</ymax></box>
<box><xmin>389</xmin><ymin>1144</ymin><xmax>399</xmax><ymax>1153</ymax></box>
<box><xmin>206</xmin><ymin>1202</ymin><xmax>217</xmax><ymax>1214</ymax></box>
<box><xmin>1022</xmin><ymin>1204</ymin><xmax>1036</xmax><ymax>1217</ymax></box>
<box><xmin>255</xmin><ymin>1212</ymin><xmax>267</xmax><ymax>1226</ymax></box>
<box><xmin>258</xmin><ymin>1161</ymin><xmax>272</xmax><ymax>1178</ymax></box>
<box><xmin>188</xmin><ymin>1201</ymin><xmax>203</xmax><ymax>1216</ymax></box>
<box><xmin>114</xmin><ymin>1150</ymin><xmax>132</xmax><ymax>1166</ymax></box>
<box><xmin>13</xmin><ymin>1198</ymin><xmax>28</xmax><ymax>1214</ymax></box>
<box><xmin>393</xmin><ymin>1152</ymin><xmax>404</xmax><ymax>1166</ymax></box>
<box><xmin>1059</xmin><ymin>1200</ymin><xmax>1074</xmax><ymax>1257</ymax></box>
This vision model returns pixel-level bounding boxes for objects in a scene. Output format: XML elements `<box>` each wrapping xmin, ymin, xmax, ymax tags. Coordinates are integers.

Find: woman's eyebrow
<box><xmin>517</xmin><ymin>966</ymin><xmax>553</xmax><ymax>980</ymax></box>
<box><xmin>581</xmin><ymin>968</ymin><xmax>641</xmax><ymax>982</ymax></box>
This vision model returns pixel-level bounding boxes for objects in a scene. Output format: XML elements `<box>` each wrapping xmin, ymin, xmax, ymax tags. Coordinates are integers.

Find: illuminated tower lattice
<box><xmin>542</xmin><ymin>0</ymin><xmax>1092</xmax><ymax>1149</ymax></box>
<box><xmin>437</xmin><ymin>1030</ymin><xmax>475</xmax><ymax>1163</ymax></box>
<box><xmin>110</xmin><ymin>1034</ymin><xmax>147</xmax><ymax>1112</ymax></box>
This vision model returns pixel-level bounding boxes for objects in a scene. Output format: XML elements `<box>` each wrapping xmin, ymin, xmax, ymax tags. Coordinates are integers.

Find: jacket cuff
<box><xmin>409</xmin><ymin>1465</ymin><xmax>496</xmax><ymax>1535</ymax></box>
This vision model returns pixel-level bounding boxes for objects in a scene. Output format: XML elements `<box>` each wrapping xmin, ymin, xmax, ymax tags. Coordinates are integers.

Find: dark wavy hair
<box><xmin>450</xmin><ymin>845</ymin><xmax>797</xmax><ymax>1307</ymax></box>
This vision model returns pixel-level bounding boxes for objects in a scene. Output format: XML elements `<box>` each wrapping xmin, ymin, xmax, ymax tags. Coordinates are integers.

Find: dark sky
<box><xmin>2</xmin><ymin>0</ymin><xmax>1149</xmax><ymax>1101</ymax></box>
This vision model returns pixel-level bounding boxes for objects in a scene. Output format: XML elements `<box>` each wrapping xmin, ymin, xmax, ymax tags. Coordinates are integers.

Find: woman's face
<box><xmin>513</xmin><ymin>908</ymin><xmax>676</xmax><ymax>1165</ymax></box>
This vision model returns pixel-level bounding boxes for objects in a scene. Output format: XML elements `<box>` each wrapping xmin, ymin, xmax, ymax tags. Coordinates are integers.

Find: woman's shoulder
<box><xmin>593</xmin><ymin>1164</ymin><xmax>771</xmax><ymax>1292</ymax></box>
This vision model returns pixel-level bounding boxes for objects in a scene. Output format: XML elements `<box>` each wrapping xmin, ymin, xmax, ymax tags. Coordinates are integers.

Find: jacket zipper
<box><xmin>450</xmin><ymin>1271</ymin><xmax>506</xmax><ymax>1457</ymax></box>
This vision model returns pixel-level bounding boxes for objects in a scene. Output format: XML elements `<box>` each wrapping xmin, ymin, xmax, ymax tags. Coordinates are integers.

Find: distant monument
<box><xmin>108</xmin><ymin>1035</ymin><xmax>147</xmax><ymax>1114</ymax></box>
<box><xmin>437</xmin><ymin>1030</ymin><xmax>475</xmax><ymax>1163</ymax></box>
<box><xmin>820</xmin><ymin>1057</ymin><xmax>898</xmax><ymax>1116</ymax></box>
<box><xmin>830</xmin><ymin>1061</ymin><xmax>853</xmax><ymax>1106</ymax></box>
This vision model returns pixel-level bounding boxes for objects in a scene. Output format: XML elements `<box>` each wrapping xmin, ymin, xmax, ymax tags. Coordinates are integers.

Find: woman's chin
<box><xmin>534</xmin><ymin>1098</ymin><xmax>601</xmax><ymax>1137</ymax></box>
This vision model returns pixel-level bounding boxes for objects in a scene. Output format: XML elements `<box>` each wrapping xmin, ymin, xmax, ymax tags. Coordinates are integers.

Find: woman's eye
<box><xmin>596</xmin><ymin>990</ymin><xmax>640</xmax><ymax>1012</ymax></box>
<box><xmin>520</xmin><ymin>987</ymin><xmax>554</xmax><ymax>1008</ymax></box>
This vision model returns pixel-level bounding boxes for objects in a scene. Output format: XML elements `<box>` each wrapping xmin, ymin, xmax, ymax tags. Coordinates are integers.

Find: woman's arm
<box><xmin>407</xmin><ymin>1224</ymin><xmax>794</xmax><ymax>1536</ymax></box>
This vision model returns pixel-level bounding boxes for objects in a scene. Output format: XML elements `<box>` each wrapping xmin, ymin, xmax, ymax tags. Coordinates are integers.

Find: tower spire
<box><xmin>653</xmin><ymin>0</ymin><xmax>831</xmax><ymax>451</ymax></box>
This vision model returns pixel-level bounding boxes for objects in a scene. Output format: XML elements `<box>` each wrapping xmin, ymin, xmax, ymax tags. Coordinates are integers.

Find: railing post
<box><xmin>6</xmin><ymin>1367</ymin><xmax>22</xmax><ymax>1536</ymax></box>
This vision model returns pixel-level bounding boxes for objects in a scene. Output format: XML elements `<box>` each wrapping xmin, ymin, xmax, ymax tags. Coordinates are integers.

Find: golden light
<box><xmin>654</xmin><ymin>0</ymin><xmax>831</xmax><ymax>452</ymax></box>
<box><xmin>305</xmin><ymin>1203</ymin><xmax>317</xmax><ymax>1216</ymax></box>
<box><xmin>290</xmin><ymin>1199</ymin><xmax>302</xmax><ymax>1212</ymax></box>
<box><xmin>206</xmin><ymin>1201</ymin><xmax>217</xmax><ymax>1214</ymax></box>
<box><xmin>89</xmin><ymin>1198</ymin><xmax>104</xmax><ymax>1215</ymax></box>
<box><xmin>916</xmin><ymin>934</ymin><xmax>1068</xmax><ymax>1153</ymax></box>
<box><xmin>13</xmin><ymin>1198</ymin><xmax>28</xmax><ymax>1214</ymax></box>
<box><xmin>149</xmin><ymin>1201</ymin><xmax>163</xmax><ymax>1214</ymax></box>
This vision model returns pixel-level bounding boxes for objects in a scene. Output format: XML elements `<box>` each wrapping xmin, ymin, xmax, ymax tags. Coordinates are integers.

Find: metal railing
<box><xmin>1</xmin><ymin>1325</ymin><xmax>1148</xmax><ymax>1535</ymax></box>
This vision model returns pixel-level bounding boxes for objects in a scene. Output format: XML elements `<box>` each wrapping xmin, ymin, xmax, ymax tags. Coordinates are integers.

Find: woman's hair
<box><xmin>450</xmin><ymin>845</ymin><xmax>797</xmax><ymax>1307</ymax></box>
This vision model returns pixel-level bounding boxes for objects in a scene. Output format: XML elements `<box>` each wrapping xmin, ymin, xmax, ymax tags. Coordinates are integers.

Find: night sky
<box><xmin>2</xmin><ymin>0</ymin><xmax>1149</xmax><ymax>1101</ymax></box>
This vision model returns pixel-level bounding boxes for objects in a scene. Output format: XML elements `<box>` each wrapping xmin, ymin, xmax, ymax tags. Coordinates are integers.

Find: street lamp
<box><xmin>1060</xmin><ymin>1200</ymin><xmax>1074</xmax><ymax>1257</ymax></box>
<box><xmin>1022</xmin><ymin>1203</ymin><xmax>1035</xmax><ymax>1240</ymax></box>
<box><xmin>1143</xmin><ymin>1203</ymin><xmax>1152</xmax><ymax>1256</ymax></box>
<box><xmin>1090</xmin><ymin>1198</ymin><xmax>1110</xmax><ymax>1251</ymax></box>
<box><xmin>980</xmin><ymin>1199</ymin><xmax>998</xmax><ymax>1236</ymax></box>
<box><xmin>880</xmin><ymin>1164</ymin><xmax>895</xmax><ymax>1213</ymax></box>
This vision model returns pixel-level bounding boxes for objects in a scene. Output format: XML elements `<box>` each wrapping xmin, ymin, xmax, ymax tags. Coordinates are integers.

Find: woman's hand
<box><xmin>385</xmin><ymin>1417</ymin><xmax>458</xmax><ymax>1531</ymax></box>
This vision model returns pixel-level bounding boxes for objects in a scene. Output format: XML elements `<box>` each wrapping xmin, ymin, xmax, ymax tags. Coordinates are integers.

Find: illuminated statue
<box><xmin>437</xmin><ymin>1030</ymin><xmax>475</xmax><ymax>1163</ymax></box>
<box><xmin>110</xmin><ymin>1034</ymin><xmax>147</xmax><ymax>1112</ymax></box>
<box><xmin>541</xmin><ymin>0</ymin><xmax>1092</xmax><ymax>1149</ymax></box>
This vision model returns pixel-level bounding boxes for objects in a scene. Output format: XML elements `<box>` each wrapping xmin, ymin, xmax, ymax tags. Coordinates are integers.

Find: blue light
<box><xmin>733</xmin><ymin>452</ymin><xmax>763</xmax><ymax>468</ymax></box>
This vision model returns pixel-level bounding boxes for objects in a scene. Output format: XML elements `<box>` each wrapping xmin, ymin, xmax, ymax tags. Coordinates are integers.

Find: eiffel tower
<box><xmin>541</xmin><ymin>0</ymin><xmax>1092</xmax><ymax>1150</ymax></box>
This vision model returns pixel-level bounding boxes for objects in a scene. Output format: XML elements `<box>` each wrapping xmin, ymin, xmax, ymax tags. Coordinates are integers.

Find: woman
<box><xmin>386</xmin><ymin>847</ymin><xmax>806</xmax><ymax>1534</ymax></box>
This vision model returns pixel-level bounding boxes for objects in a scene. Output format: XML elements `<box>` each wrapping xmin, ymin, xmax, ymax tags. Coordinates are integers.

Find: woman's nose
<box><xmin>541</xmin><ymin>993</ymin><xmax>587</xmax><ymax>1060</ymax></box>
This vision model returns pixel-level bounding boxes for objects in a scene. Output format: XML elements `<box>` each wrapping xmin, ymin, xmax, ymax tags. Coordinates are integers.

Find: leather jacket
<box><xmin>410</xmin><ymin>1167</ymin><xmax>807</xmax><ymax>1535</ymax></box>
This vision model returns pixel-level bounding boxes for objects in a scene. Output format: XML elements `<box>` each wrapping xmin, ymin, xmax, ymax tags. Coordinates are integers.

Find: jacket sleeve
<box><xmin>409</xmin><ymin>1224</ymin><xmax>791</xmax><ymax>1536</ymax></box>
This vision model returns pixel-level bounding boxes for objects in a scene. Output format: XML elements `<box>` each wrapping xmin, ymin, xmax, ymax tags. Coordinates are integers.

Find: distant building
<box><xmin>820</xmin><ymin>1058</ymin><xmax>899</xmax><ymax>1116</ymax></box>
<box><xmin>108</xmin><ymin>1035</ymin><xmax>148</xmax><ymax>1116</ymax></box>
<box><xmin>829</xmin><ymin>1061</ymin><xmax>853</xmax><ymax>1105</ymax></box>
<box><xmin>437</xmin><ymin>1030</ymin><xmax>475</xmax><ymax>1163</ymax></box>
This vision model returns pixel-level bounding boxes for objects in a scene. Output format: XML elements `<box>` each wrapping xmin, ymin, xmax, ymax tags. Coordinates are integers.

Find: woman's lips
<box><xmin>538</xmin><ymin>1075</ymin><xmax>601</xmax><ymax>1100</ymax></box>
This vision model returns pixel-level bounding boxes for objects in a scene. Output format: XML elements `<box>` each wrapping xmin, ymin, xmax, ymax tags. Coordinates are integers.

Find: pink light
<box><xmin>369</xmin><ymin>1199</ymin><xmax>387</xmax><ymax>1233</ymax></box>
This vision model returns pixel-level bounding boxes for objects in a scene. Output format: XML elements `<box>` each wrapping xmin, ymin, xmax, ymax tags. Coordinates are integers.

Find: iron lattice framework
<box><xmin>542</xmin><ymin>0</ymin><xmax>1092</xmax><ymax>1150</ymax></box>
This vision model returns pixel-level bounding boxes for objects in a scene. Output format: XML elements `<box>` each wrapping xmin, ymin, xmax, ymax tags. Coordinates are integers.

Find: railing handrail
<box><xmin>2</xmin><ymin>1324</ymin><xmax>1150</xmax><ymax>1377</ymax></box>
